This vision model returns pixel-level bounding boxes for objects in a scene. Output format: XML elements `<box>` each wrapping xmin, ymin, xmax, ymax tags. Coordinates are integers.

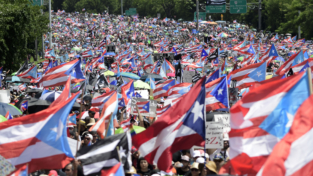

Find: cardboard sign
<box><xmin>214</xmin><ymin>114</ymin><xmax>230</xmax><ymax>133</ymax></box>
<box><xmin>0</xmin><ymin>90</ymin><xmax>10</xmax><ymax>103</ymax></box>
<box><xmin>205</xmin><ymin>122</ymin><xmax>224</xmax><ymax>149</ymax></box>
<box><xmin>134</xmin><ymin>90</ymin><xmax>149</xmax><ymax>99</ymax></box>
<box><xmin>183</xmin><ymin>70</ymin><xmax>195</xmax><ymax>83</ymax></box>
<box><xmin>130</xmin><ymin>97</ymin><xmax>157</xmax><ymax>117</ymax></box>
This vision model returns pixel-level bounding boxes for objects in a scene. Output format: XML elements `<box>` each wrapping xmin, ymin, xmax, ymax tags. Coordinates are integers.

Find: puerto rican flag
<box><xmin>40</xmin><ymin>59</ymin><xmax>85</xmax><ymax>88</ymax></box>
<box><xmin>276</xmin><ymin>50</ymin><xmax>304</xmax><ymax>75</ymax></box>
<box><xmin>228</xmin><ymin>62</ymin><xmax>265</xmax><ymax>89</ymax></box>
<box><xmin>258</xmin><ymin>94</ymin><xmax>313</xmax><ymax>176</ymax></box>
<box><xmin>205</xmin><ymin>77</ymin><xmax>226</xmax><ymax>112</ymax></box>
<box><xmin>133</xmin><ymin>101</ymin><xmax>150</xmax><ymax>114</ymax></box>
<box><xmin>0</xmin><ymin>92</ymin><xmax>80</xmax><ymax>173</ymax></box>
<box><xmin>21</xmin><ymin>101</ymin><xmax>28</xmax><ymax>111</ymax></box>
<box><xmin>132</xmin><ymin>77</ymin><xmax>206</xmax><ymax>172</ymax></box>
<box><xmin>5</xmin><ymin>111</ymin><xmax>13</xmax><ymax>120</ymax></box>
<box><xmin>290</xmin><ymin>58</ymin><xmax>313</xmax><ymax>74</ymax></box>
<box><xmin>156</xmin><ymin>104</ymin><xmax>171</xmax><ymax>118</ymax></box>
<box><xmin>224</xmin><ymin>72</ymin><xmax>310</xmax><ymax>175</ymax></box>
<box><xmin>81</xmin><ymin>50</ymin><xmax>93</xmax><ymax>58</ymax></box>
<box><xmin>92</xmin><ymin>91</ymin><xmax>117</xmax><ymax>109</ymax></box>
<box><xmin>17</xmin><ymin>65</ymin><xmax>37</xmax><ymax>79</ymax></box>
<box><xmin>89</xmin><ymin>91</ymin><xmax>118</xmax><ymax>139</ymax></box>
<box><xmin>166</xmin><ymin>83</ymin><xmax>192</xmax><ymax>100</ymax></box>
<box><xmin>153</xmin><ymin>79</ymin><xmax>176</xmax><ymax>99</ymax></box>
<box><xmin>67</xmin><ymin>113</ymin><xmax>76</xmax><ymax>126</ymax></box>
<box><xmin>18</xmin><ymin>84</ymin><xmax>27</xmax><ymax>91</ymax></box>
<box><xmin>120</xmin><ymin>118</ymin><xmax>131</xmax><ymax>132</ymax></box>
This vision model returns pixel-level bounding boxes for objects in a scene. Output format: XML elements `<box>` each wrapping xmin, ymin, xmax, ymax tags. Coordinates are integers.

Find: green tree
<box><xmin>74</xmin><ymin>0</ymin><xmax>107</xmax><ymax>13</ymax></box>
<box><xmin>0</xmin><ymin>0</ymin><xmax>49</xmax><ymax>70</ymax></box>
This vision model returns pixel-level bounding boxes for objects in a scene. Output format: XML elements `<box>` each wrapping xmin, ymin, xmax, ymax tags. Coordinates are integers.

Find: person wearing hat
<box><xmin>188</xmin><ymin>162</ymin><xmax>200</xmax><ymax>176</ymax></box>
<box><xmin>200</xmin><ymin>161</ymin><xmax>217</xmax><ymax>176</ymax></box>
<box><xmin>86</xmin><ymin>118</ymin><xmax>96</xmax><ymax>130</ymax></box>
<box><xmin>176</xmin><ymin>155</ymin><xmax>191</xmax><ymax>176</ymax></box>
<box><xmin>213</xmin><ymin>153</ymin><xmax>225</xmax><ymax>172</ymax></box>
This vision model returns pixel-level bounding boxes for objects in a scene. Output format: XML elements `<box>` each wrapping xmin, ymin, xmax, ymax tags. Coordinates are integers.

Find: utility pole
<box><xmin>258</xmin><ymin>0</ymin><xmax>262</xmax><ymax>31</ymax></box>
<box><xmin>49</xmin><ymin>0</ymin><xmax>52</xmax><ymax>49</ymax></box>
<box><xmin>121</xmin><ymin>0</ymin><xmax>123</xmax><ymax>15</ymax></box>
<box><xmin>196</xmin><ymin>0</ymin><xmax>199</xmax><ymax>38</ymax></box>
<box><xmin>298</xmin><ymin>11</ymin><xmax>301</xmax><ymax>38</ymax></box>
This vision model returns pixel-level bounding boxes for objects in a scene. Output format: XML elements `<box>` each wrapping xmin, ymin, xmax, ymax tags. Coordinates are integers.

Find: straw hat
<box><xmin>87</xmin><ymin>118</ymin><xmax>96</xmax><ymax>127</ymax></box>
<box><xmin>190</xmin><ymin>162</ymin><xmax>199</xmax><ymax>170</ymax></box>
<box><xmin>205</xmin><ymin>161</ymin><xmax>217</xmax><ymax>174</ymax></box>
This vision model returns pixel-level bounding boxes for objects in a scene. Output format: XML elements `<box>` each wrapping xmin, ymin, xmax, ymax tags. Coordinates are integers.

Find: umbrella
<box><xmin>103</xmin><ymin>70</ymin><xmax>115</xmax><ymax>76</ymax></box>
<box><xmin>134</xmin><ymin>80</ymin><xmax>150</xmax><ymax>89</ymax></box>
<box><xmin>0</xmin><ymin>102</ymin><xmax>22</xmax><ymax>116</ymax></box>
<box><xmin>0</xmin><ymin>115</ymin><xmax>7</xmax><ymax>122</ymax></box>
<box><xmin>115</xmin><ymin>72</ymin><xmax>140</xmax><ymax>80</ymax></box>
<box><xmin>26</xmin><ymin>89</ymin><xmax>43</xmax><ymax>94</ymax></box>
<box><xmin>6</xmin><ymin>76</ymin><xmax>31</xmax><ymax>83</ymax></box>
<box><xmin>72</xmin><ymin>39</ymin><xmax>78</xmax><ymax>42</ymax></box>
<box><xmin>26</xmin><ymin>98</ymin><xmax>80</xmax><ymax>114</ymax></box>
<box><xmin>140</xmin><ymin>73</ymin><xmax>163</xmax><ymax>81</ymax></box>
<box><xmin>40</xmin><ymin>91</ymin><xmax>62</xmax><ymax>102</ymax></box>
<box><xmin>115</xmin><ymin>125</ymin><xmax>146</xmax><ymax>135</ymax></box>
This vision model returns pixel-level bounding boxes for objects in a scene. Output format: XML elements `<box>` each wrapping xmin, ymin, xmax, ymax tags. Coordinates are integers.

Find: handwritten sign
<box><xmin>182</xmin><ymin>70</ymin><xmax>195</xmax><ymax>83</ymax></box>
<box><xmin>130</xmin><ymin>98</ymin><xmax>157</xmax><ymax>117</ymax></box>
<box><xmin>205</xmin><ymin>122</ymin><xmax>224</xmax><ymax>149</ymax></box>
<box><xmin>214</xmin><ymin>114</ymin><xmax>230</xmax><ymax>140</ymax></box>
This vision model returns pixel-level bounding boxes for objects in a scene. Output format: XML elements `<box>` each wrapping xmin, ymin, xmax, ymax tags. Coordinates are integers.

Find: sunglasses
<box><xmin>65</xmin><ymin>169</ymin><xmax>71</xmax><ymax>171</ymax></box>
<box><xmin>85</xmin><ymin>138</ymin><xmax>90</xmax><ymax>140</ymax></box>
<box><xmin>191</xmin><ymin>169</ymin><xmax>199</xmax><ymax>172</ymax></box>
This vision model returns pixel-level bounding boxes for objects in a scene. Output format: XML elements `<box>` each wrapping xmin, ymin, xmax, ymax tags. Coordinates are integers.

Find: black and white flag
<box><xmin>207</xmin><ymin>49</ymin><xmax>218</xmax><ymax>60</ymax></box>
<box><xmin>76</xmin><ymin>132</ymin><xmax>132</xmax><ymax>175</ymax></box>
<box><xmin>219</xmin><ymin>52</ymin><xmax>227</xmax><ymax>58</ymax></box>
<box><xmin>192</xmin><ymin>73</ymin><xmax>201</xmax><ymax>83</ymax></box>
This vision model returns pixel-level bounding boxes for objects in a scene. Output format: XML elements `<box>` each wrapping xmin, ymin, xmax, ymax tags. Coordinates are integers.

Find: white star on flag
<box><xmin>51</xmin><ymin>119</ymin><xmax>64</xmax><ymax>141</ymax></box>
<box><xmin>218</xmin><ymin>88</ymin><xmax>223</xmax><ymax>95</ymax></box>
<box><xmin>257</xmin><ymin>71</ymin><xmax>262</xmax><ymax>77</ymax></box>
<box><xmin>191</xmin><ymin>101</ymin><xmax>204</xmax><ymax>123</ymax></box>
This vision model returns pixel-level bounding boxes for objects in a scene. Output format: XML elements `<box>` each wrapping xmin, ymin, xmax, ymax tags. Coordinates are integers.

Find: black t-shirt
<box><xmin>137</xmin><ymin>169</ymin><xmax>157</xmax><ymax>176</ymax></box>
<box><xmin>176</xmin><ymin>167</ymin><xmax>191</xmax><ymax>176</ymax></box>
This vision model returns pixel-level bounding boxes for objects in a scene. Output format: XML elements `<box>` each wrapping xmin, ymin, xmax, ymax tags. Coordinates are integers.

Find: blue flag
<box><xmin>210</xmin><ymin>76</ymin><xmax>228</xmax><ymax>108</ymax></box>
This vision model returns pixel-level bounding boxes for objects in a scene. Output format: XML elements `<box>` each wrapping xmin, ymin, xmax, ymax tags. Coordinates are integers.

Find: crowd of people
<box><xmin>0</xmin><ymin>9</ymin><xmax>312</xmax><ymax>176</ymax></box>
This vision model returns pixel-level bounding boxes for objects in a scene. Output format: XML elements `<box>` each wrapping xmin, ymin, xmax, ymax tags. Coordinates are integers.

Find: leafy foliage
<box><xmin>0</xmin><ymin>0</ymin><xmax>49</xmax><ymax>70</ymax></box>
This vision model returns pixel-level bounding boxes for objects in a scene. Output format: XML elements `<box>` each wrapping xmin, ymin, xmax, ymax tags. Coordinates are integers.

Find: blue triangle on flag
<box><xmin>210</xmin><ymin>76</ymin><xmax>228</xmax><ymax>107</ymax></box>
<box><xmin>142</xmin><ymin>101</ymin><xmax>150</xmax><ymax>112</ymax></box>
<box><xmin>248</xmin><ymin>62</ymin><xmax>267</xmax><ymax>82</ymax></box>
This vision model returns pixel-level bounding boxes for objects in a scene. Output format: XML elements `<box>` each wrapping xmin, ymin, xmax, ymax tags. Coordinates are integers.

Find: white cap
<box><xmin>193</xmin><ymin>150</ymin><xmax>201</xmax><ymax>158</ymax></box>
<box><xmin>181</xmin><ymin>155</ymin><xmax>190</xmax><ymax>162</ymax></box>
<box><xmin>196</xmin><ymin>157</ymin><xmax>205</xmax><ymax>164</ymax></box>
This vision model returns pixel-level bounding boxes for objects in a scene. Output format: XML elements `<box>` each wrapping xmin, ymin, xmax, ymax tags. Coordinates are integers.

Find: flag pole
<box><xmin>104</xmin><ymin>112</ymin><xmax>114</xmax><ymax>138</ymax></box>
<box><xmin>74</xmin><ymin>88</ymin><xmax>84</xmax><ymax>176</ymax></box>
<box><xmin>116</xmin><ymin>146</ymin><xmax>122</xmax><ymax>162</ymax></box>
<box><xmin>307</xmin><ymin>67</ymin><xmax>313</xmax><ymax>95</ymax></box>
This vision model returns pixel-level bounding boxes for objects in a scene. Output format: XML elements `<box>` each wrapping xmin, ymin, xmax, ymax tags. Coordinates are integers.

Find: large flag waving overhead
<box><xmin>40</xmin><ymin>59</ymin><xmax>85</xmax><ymax>87</ymax></box>
<box><xmin>258</xmin><ymin>94</ymin><xmax>313</xmax><ymax>176</ymax></box>
<box><xmin>132</xmin><ymin>77</ymin><xmax>206</xmax><ymax>172</ymax></box>
<box><xmin>227</xmin><ymin>72</ymin><xmax>310</xmax><ymax>175</ymax></box>
<box><xmin>0</xmin><ymin>92</ymin><xmax>80</xmax><ymax>173</ymax></box>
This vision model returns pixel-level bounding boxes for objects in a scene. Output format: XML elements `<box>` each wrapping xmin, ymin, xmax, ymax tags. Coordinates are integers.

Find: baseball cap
<box><xmin>193</xmin><ymin>150</ymin><xmax>201</xmax><ymax>158</ymax></box>
<box><xmin>48</xmin><ymin>170</ymin><xmax>58</xmax><ymax>176</ymax></box>
<box><xmin>181</xmin><ymin>155</ymin><xmax>189</xmax><ymax>162</ymax></box>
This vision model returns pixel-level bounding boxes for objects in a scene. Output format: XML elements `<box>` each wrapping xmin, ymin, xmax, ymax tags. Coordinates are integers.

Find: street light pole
<box><xmin>121</xmin><ymin>0</ymin><xmax>123</xmax><ymax>15</ymax></box>
<box><xmin>196</xmin><ymin>0</ymin><xmax>199</xmax><ymax>38</ymax></box>
<box><xmin>258</xmin><ymin>0</ymin><xmax>262</xmax><ymax>31</ymax></box>
<box><xmin>298</xmin><ymin>11</ymin><xmax>301</xmax><ymax>38</ymax></box>
<box><xmin>49</xmin><ymin>0</ymin><xmax>52</xmax><ymax>49</ymax></box>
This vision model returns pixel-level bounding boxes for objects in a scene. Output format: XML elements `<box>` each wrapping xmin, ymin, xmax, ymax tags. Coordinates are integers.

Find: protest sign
<box><xmin>134</xmin><ymin>90</ymin><xmax>149</xmax><ymax>99</ymax></box>
<box><xmin>183</xmin><ymin>70</ymin><xmax>195</xmax><ymax>83</ymax></box>
<box><xmin>130</xmin><ymin>97</ymin><xmax>157</xmax><ymax>117</ymax></box>
<box><xmin>214</xmin><ymin>114</ymin><xmax>230</xmax><ymax>140</ymax></box>
<box><xmin>0</xmin><ymin>90</ymin><xmax>10</xmax><ymax>103</ymax></box>
<box><xmin>205</xmin><ymin>122</ymin><xmax>224</xmax><ymax>149</ymax></box>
